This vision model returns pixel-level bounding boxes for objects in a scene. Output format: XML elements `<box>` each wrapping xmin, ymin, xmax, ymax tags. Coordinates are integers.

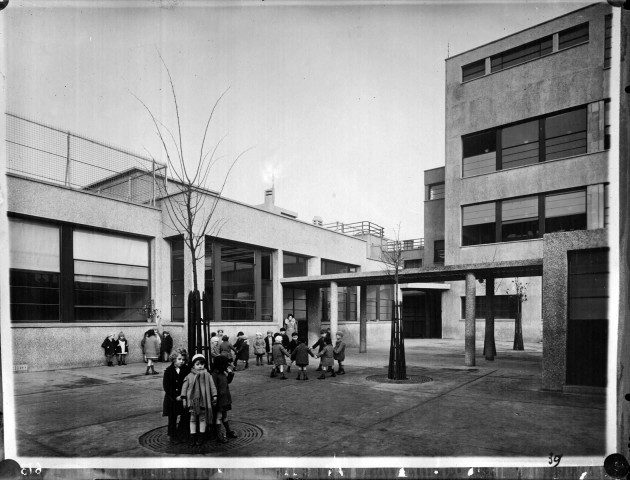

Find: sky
<box><xmin>2</xmin><ymin>0</ymin><xmax>591</xmax><ymax>239</ymax></box>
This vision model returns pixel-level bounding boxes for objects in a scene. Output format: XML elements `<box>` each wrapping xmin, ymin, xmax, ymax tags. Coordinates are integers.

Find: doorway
<box><xmin>402</xmin><ymin>290</ymin><xmax>442</xmax><ymax>339</ymax></box>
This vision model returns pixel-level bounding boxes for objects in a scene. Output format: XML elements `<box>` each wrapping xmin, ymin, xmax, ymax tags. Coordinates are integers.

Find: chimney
<box><xmin>264</xmin><ymin>188</ymin><xmax>274</xmax><ymax>210</ymax></box>
<box><xmin>313</xmin><ymin>216</ymin><xmax>323</xmax><ymax>226</ymax></box>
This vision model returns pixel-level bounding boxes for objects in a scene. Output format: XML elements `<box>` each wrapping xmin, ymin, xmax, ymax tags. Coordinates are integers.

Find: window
<box><xmin>220</xmin><ymin>245</ymin><xmax>255</xmax><ymax>321</ymax></box>
<box><xmin>283</xmin><ymin>288</ymin><xmax>306</xmax><ymax>323</ymax></box>
<box><xmin>604</xmin><ymin>100</ymin><xmax>611</xmax><ymax>150</ymax></box>
<box><xmin>460</xmin><ymin>295</ymin><xmax>517</xmax><ymax>319</ymax></box>
<box><xmin>404</xmin><ymin>259</ymin><xmax>422</xmax><ymax>269</ymax></box>
<box><xmin>558</xmin><ymin>22</ymin><xmax>589</xmax><ymax>50</ymax></box>
<box><xmin>604</xmin><ymin>15</ymin><xmax>612</xmax><ymax>68</ymax></box>
<box><xmin>321</xmin><ymin>260</ymin><xmax>358</xmax><ymax>275</ymax></box>
<box><xmin>283</xmin><ymin>253</ymin><xmax>308</xmax><ymax>278</ymax></box>
<box><xmin>544</xmin><ymin>108</ymin><xmax>587</xmax><ymax>161</ymax></box>
<box><xmin>501</xmin><ymin>196</ymin><xmax>538</xmax><ymax>241</ymax></box>
<box><xmin>9</xmin><ymin>218</ymin><xmax>61</xmax><ymax>322</ymax></box>
<box><xmin>604</xmin><ymin>184</ymin><xmax>610</xmax><ymax>229</ymax></box>
<box><xmin>501</xmin><ymin>120</ymin><xmax>539</xmax><ymax>169</ymax></box>
<box><xmin>462</xmin><ymin>131</ymin><xmax>497</xmax><ymax>177</ymax></box>
<box><xmin>462</xmin><ymin>59</ymin><xmax>485</xmax><ymax>82</ymax></box>
<box><xmin>73</xmin><ymin>230</ymin><xmax>149</xmax><ymax>322</ymax></box>
<box><xmin>428</xmin><ymin>183</ymin><xmax>445</xmax><ymax>200</ymax></box>
<box><xmin>322</xmin><ymin>286</ymin><xmax>357</xmax><ymax>322</ymax></box>
<box><xmin>434</xmin><ymin>240</ymin><xmax>445</xmax><ymax>264</ymax></box>
<box><xmin>171</xmin><ymin>238</ymin><xmax>185</xmax><ymax>322</ymax></box>
<box><xmin>545</xmin><ymin>190</ymin><xmax>586</xmax><ymax>233</ymax></box>
<box><xmin>490</xmin><ymin>36</ymin><xmax>552</xmax><ymax>73</ymax></box>
<box><xmin>462</xmin><ymin>203</ymin><xmax>496</xmax><ymax>246</ymax></box>
<box><xmin>261</xmin><ymin>252</ymin><xmax>273</xmax><ymax>321</ymax></box>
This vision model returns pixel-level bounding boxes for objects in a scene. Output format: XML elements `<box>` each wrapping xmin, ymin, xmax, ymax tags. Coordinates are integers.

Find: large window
<box><xmin>171</xmin><ymin>238</ymin><xmax>185</xmax><ymax>322</ymax></box>
<box><xmin>462</xmin><ymin>203</ymin><xmax>496</xmax><ymax>246</ymax></box>
<box><xmin>220</xmin><ymin>245</ymin><xmax>256</xmax><ymax>321</ymax></box>
<box><xmin>9</xmin><ymin>219</ymin><xmax>61</xmax><ymax>322</ymax></box>
<box><xmin>490</xmin><ymin>36</ymin><xmax>552</xmax><ymax>73</ymax></box>
<box><xmin>462</xmin><ymin>59</ymin><xmax>485</xmax><ymax>82</ymax></box>
<box><xmin>558</xmin><ymin>22</ymin><xmax>589</xmax><ymax>50</ymax></box>
<box><xmin>73</xmin><ymin>230</ymin><xmax>149</xmax><ymax>322</ymax></box>
<box><xmin>321</xmin><ymin>260</ymin><xmax>358</xmax><ymax>275</ymax></box>
<box><xmin>545</xmin><ymin>190</ymin><xmax>586</xmax><ymax>233</ymax></box>
<box><xmin>460</xmin><ymin>295</ymin><xmax>517</xmax><ymax>319</ymax></box>
<box><xmin>283</xmin><ymin>253</ymin><xmax>308</xmax><ymax>278</ymax></box>
<box><xmin>463</xmin><ymin>106</ymin><xmax>589</xmax><ymax>177</ymax></box>
<box><xmin>501</xmin><ymin>196</ymin><xmax>538</xmax><ymax>241</ymax></box>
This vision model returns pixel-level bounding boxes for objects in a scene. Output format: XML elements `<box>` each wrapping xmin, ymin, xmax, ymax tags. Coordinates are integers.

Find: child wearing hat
<box><xmin>287</xmin><ymin>332</ymin><xmax>299</xmax><ymax>373</ymax></box>
<box><xmin>271</xmin><ymin>335</ymin><xmax>290</xmax><ymax>379</ymax></box>
<box><xmin>115</xmin><ymin>331</ymin><xmax>129</xmax><ymax>366</ymax></box>
<box><xmin>101</xmin><ymin>333</ymin><xmax>117</xmax><ymax>367</ymax></box>
<box><xmin>333</xmin><ymin>331</ymin><xmax>346</xmax><ymax>375</ymax></box>
<box><xmin>253</xmin><ymin>332</ymin><xmax>266</xmax><ymax>366</ymax></box>
<box><xmin>264</xmin><ymin>330</ymin><xmax>274</xmax><ymax>365</ymax></box>
<box><xmin>291</xmin><ymin>337</ymin><xmax>315</xmax><ymax>380</ymax></box>
<box><xmin>211</xmin><ymin>355</ymin><xmax>236</xmax><ymax>443</ymax></box>
<box><xmin>219</xmin><ymin>335</ymin><xmax>237</xmax><ymax>362</ymax></box>
<box><xmin>316</xmin><ymin>336</ymin><xmax>336</xmax><ymax>379</ymax></box>
<box><xmin>181</xmin><ymin>353</ymin><xmax>215</xmax><ymax>447</ymax></box>
<box><xmin>233</xmin><ymin>331</ymin><xmax>250</xmax><ymax>371</ymax></box>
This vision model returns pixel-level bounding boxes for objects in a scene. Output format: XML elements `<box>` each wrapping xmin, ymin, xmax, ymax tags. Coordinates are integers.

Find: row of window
<box><xmin>459</xmin><ymin>295</ymin><xmax>517</xmax><ymax>320</ymax></box>
<box><xmin>462</xmin><ymin>103</ymin><xmax>609</xmax><ymax>178</ymax></box>
<box><xmin>462</xmin><ymin>188</ymin><xmax>595</xmax><ymax>246</ymax></box>
<box><xmin>462</xmin><ymin>22</ymin><xmax>591</xmax><ymax>82</ymax></box>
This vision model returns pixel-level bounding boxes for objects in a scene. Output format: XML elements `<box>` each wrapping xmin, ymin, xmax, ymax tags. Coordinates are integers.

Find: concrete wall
<box><xmin>423</xmin><ymin>167</ymin><xmax>446</xmax><ymax>268</ymax></box>
<box><xmin>441</xmin><ymin>276</ymin><xmax>542</xmax><ymax>343</ymax></box>
<box><xmin>541</xmin><ymin>229</ymin><xmax>608</xmax><ymax>391</ymax></box>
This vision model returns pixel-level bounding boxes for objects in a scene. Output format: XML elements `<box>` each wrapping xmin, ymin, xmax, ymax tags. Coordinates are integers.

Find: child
<box><xmin>210</xmin><ymin>335</ymin><xmax>221</xmax><ymax>367</ymax></box>
<box><xmin>271</xmin><ymin>335</ymin><xmax>290</xmax><ymax>379</ymax></box>
<box><xmin>162</xmin><ymin>351</ymin><xmax>189</xmax><ymax>444</ymax></box>
<box><xmin>291</xmin><ymin>337</ymin><xmax>315</xmax><ymax>380</ymax></box>
<box><xmin>181</xmin><ymin>354</ymin><xmax>215</xmax><ymax>447</ymax></box>
<box><xmin>160</xmin><ymin>331</ymin><xmax>173</xmax><ymax>362</ymax></box>
<box><xmin>219</xmin><ymin>335</ymin><xmax>236</xmax><ymax>362</ymax></box>
<box><xmin>143</xmin><ymin>329</ymin><xmax>160</xmax><ymax>375</ymax></box>
<box><xmin>264</xmin><ymin>330</ymin><xmax>274</xmax><ymax>365</ymax></box>
<box><xmin>101</xmin><ymin>333</ymin><xmax>117</xmax><ymax>367</ymax></box>
<box><xmin>211</xmin><ymin>355</ymin><xmax>236</xmax><ymax>443</ymax></box>
<box><xmin>115</xmin><ymin>331</ymin><xmax>129</xmax><ymax>366</ymax></box>
<box><xmin>311</xmin><ymin>329</ymin><xmax>327</xmax><ymax>371</ymax></box>
<box><xmin>277</xmin><ymin>327</ymin><xmax>291</xmax><ymax>349</ymax></box>
<box><xmin>233</xmin><ymin>332</ymin><xmax>250</xmax><ymax>370</ymax></box>
<box><xmin>253</xmin><ymin>332</ymin><xmax>266</xmax><ymax>366</ymax></box>
<box><xmin>287</xmin><ymin>332</ymin><xmax>299</xmax><ymax>373</ymax></box>
<box><xmin>316</xmin><ymin>337</ymin><xmax>336</xmax><ymax>379</ymax></box>
<box><xmin>333</xmin><ymin>331</ymin><xmax>346</xmax><ymax>375</ymax></box>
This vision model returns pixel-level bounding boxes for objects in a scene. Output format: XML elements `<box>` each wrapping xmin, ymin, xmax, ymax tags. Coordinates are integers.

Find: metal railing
<box><xmin>6</xmin><ymin>113</ymin><xmax>167</xmax><ymax>206</ymax></box>
<box><xmin>384</xmin><ymin>238</ymin><xmax>425</xmax><ymax>251</ymax></box>
<box><xmin>322</xmin><ymin>221</ymin><xmax>385</xmax><ymax>237</ymax></box>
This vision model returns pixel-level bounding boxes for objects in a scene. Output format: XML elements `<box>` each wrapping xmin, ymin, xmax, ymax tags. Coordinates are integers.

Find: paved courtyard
<box><xmin>9</xmin><ymin>339</ymin><xmax>605</xmax><ymax>459</ymax></box>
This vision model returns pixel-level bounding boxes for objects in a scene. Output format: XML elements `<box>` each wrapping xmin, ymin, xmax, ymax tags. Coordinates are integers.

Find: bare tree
<box><xmin>508</xmin><ymin>278</ymin><xmax>528</xmax><ymax>351</ymax></box>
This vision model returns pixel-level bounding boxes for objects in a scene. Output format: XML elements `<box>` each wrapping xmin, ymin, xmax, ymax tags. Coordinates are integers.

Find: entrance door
<box><xmin>402</xmin><ymin>291</ymin><xmax>442</xmax><ymax>339</ymax></box>
<box><xmin>566</xmin><ymin>248</ymin><xmax>608</xmax><ymax>387</ymax></box>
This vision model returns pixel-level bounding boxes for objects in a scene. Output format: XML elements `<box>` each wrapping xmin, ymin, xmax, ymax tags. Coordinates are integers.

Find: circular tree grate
<box><xmin>139</xmin><ymin>421</ymin><xmax>264</xmax><ymax>455</ymax></box>
<box><xmin>366</xmin><ymin>374</ymin><xmax>433</xmax><ymax>384</ymax></box>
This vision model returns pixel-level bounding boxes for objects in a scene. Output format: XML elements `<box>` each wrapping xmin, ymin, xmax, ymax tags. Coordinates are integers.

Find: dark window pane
<box><xmin>604</xmin><ymin>100</ymin><xmax>611</xmax><ymax>150</ymax></box>
<box><xmin>545</xmin><ymin>190</ymin><xmax>586</xmax><ymax>233</ymax></box>
<box><xmin>460</xmin><ymin>295</ymin><xmax>517</xmax><ymax>319</ymax></box>
<box><xmin>434</xmin><ymin>240</ymin><xmax>445</xmax><ymax>263</ymax></box>
<box><xmin>284</xmin><ymin>253</ymin><xmax>308</xmax><ymax>278</ymax></box>
<box><xmin>501</xmin><ymin>120</ymin><xmax>539</xmax><ymax>168</ymax></box>
<box><xmin>404</xmin><ymin>259</ymin><xmax>423</xmax><ymax>269</ymax></box>
<box><xmin>462</xmin><ymin>223</ymin><xmax>496</xmax><ymax>246</ymax></box>
<box><xmin>545</xmin><ymin>108</ymin><xmax>587</xmax><ymax>161</ymax></box>
<box><xmin>10</xmin><ymin>270</ymin><xmax>60</xmax><ymax>322</ymax></box>
<box><xmin>11</xmin><ymin>304</ymin><xmax>60</xmax><ymax>322</ymax></box>
<box><xmin>321</xmin><ymin>260</ymin><xmax>358</xmax><ymax>275</ymax></box>
<box><xmin>221</xmin><ymin>245</ymin><xmax>255</xmax><ymax>321</ymax></box>
<box><xmin>558</xmin><ymin>22</ymin><xmax>589</xmax><ymax>50</ymax></box>
<box><xmin>462</xmin><ymin>203</ymin><xmax>496</xmax><ymax>246</ymax></box>
<box><xmin>462</xmin><ymin>59</ymin><xmax>485</xmax><ymax>82</ymax></box>
<box><xmin>501</xmin><ymin>196</ymin><xmax>539</xmax><ymax>241</ymax></box>
<box><xmin>463</xmin><ymin>130</ymin><xmax>496</xmax><ymax>158</ymax></box>
<box><xmin>74</xmin><ymin>306</ymin><xmax>145</xmax><ymax>322</ymax></box>
<box><xmin>491</xmin><ymin>36</ymin><xmax>552</xmax><ymax>72</ymax></box>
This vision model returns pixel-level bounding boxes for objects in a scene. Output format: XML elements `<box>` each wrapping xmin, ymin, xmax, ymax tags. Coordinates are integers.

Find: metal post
<box><xmin>465</xmin><ymin>272</ymin><xmax>476</xmax><ymax>366</ymax></box>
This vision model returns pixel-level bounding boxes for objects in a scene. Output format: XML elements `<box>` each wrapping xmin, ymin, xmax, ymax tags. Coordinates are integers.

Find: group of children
<box><xmin>100</xmin><ymin>332</ymin><xmax>130</xmax><ymax>367</ymax></box>
<box><xmin>162</xmin><ymin>348</ymin><xmax>236</xmax><ymax>447</ymax></box>
<box><xmin>101</xmin><ymin>329</ymin><xmax>175</xmax><ymax>375</ymax></box>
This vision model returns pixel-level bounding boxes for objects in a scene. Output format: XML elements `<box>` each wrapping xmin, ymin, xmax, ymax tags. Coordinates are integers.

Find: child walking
<box><xmin>253</xmin><ymin>332</ymin><xmax>266</xmax><ymax>366</ymax></box>
<box><xmin>271</xmin><ymin>335</ymin><xmax>290</xmax><ymax>379</ymax></box>
<box><xmin>291</xmin><ymin>337</ymin><xmax>315</xmax><ymax>380</ymax></box>
<box><xmin>211</xmin><ymin>355</ymin><xmax>236</xmax><ymax>443</ymax></box>
<box><xmin>115</xmin><ymin>331</ymin><xmax>129</xmax><ymax>365</ymax></box>
<box><xmin>181</xmin><ymin>354</ymin><xmax>215</xmax><ymax>447</ymax></box>
<box><xmin>233</xmin><ymin>332</ymin><xmax>250</xmax><ymax>370</ymax></box>
<box><xmin>316</xmin><ymin>337</ymin><xmax>336</xmax><ymax>379</ymax></box>
<box><xmin>101</xmin><ymin>333</ymin><xmax>117</xmax><ymax>367</ymax></box>
<box><xmin>162</xmin><ymin>351</ymin><xmax>189</xmax><ymax>444</ymax></box>
<box><xmin>264</xmin><ymin>330</ymin><xmax>274</xmax><ymax>365</ymax></box>
<box><xmin>333</xmin><ymin>331</ymin><xmax>346</xmax><ymax>375</ymax></box>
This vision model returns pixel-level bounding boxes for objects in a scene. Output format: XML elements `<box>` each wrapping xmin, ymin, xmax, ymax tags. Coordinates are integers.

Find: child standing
<box><xmin>115</xmin><ymin>331</ymin><xmax>129</xmax><ymax>365</ymax></box>
<box><xmin>253</xmin><ymin>332</ymin><xmax>266</xmax><ymax>366</ymax></box>
<box><xmin>160</xmin><ymin>331</ymin><xmax>173</xmax><ymax>362</ymax></box>
<box><xmin>311</xmin><ymin>329</ymin><xmax>327</xmax><ymax>371</ymax></box>
<box><xmin>271</xmin><ymin>335</ymin><xmax>290</xmax><ymax>379</ymax></box>
<box><xmin>264</xmin><ymin>330</ymin><xmax>274</xmax><ymax>365</ymax></box>
<box><xmin>316</xmin><ymin>337</ymin><xmax>336</xmax><ymax>379</ymax></box>
<box><xmin>211</xmin><ymin>355</ymin><xmax>236</xmax><ymax>444</ymax></box>
<box><xmin>219</xmin><ymin>335</ymin><xmax>236</xmax><ymax>362</ymax></box>
<box><xmin>162</xmin><ymin>351</ymin><xmax>189</xmax><ymax>444</ymax></box>
<box><xmin>291</xmin><ymin>337</ymin><xmax>315</xmax><ymax>380</ymax></box>
<box><xmin>181</xmin><ymin>354</ymin><xmax>215</xmax><ymax>447</ymax></box>
<box><xmin>333</xmin><ymin>331</ymin><xmax>346</xmax><ymax>375</ymax></box>
<box><xmin>210</xmin><ymin>335</ymin><xmax>221</xmax><ymax>368</ymax></box>
<box><xmin>143</xmin><ymin>329</ymin><xmax>160</xmax><ymax>375</ymax></box>
<box><xmin>233</xmin><ymin>332</ymin><xmax>250</xmax><ymax>370</ymax></box>
<box><xmin>101</xmin><ymin>333</ymin><xmax>117</xmax><ymax>367</ymax></box>
<box><xmin>287</xmin><ymin>332</ymin><xmax>299</xmax><ymax>373</ymax></box>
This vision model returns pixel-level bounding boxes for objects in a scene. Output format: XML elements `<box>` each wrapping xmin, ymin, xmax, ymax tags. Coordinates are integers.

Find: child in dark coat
<box><xmin>287</xmin><ymin>332</ymin><xmax>299</xmax><ymax>373</ymax></box>
<box><xmin>115</xmin><ymin>331</ymin><xmax>129</xmax><ymax>365</ymax></box>
<box><xmin>233</xmin><ymin>332</ymin><xmax>250</xmax><ymax>370</ymax></box>
<box><xmin>101</xmin><ymin>333</ymin><xmax>117</xmax><ymax>367</ymax></box>
<box><xmin>291</xmin><ymin>337</ymin><xmax>315</xmax><ymax>380</ymax></box>
<box><xmin>316</xmin><ymin>336</ymin><xmax>336</xmax><ymax>379</ymax></box>
<box><xmin>219</xmin><ymin>335</ymin><xmax>237</xmax><ymax>362</ymax></box>
<box><xmin>311</xmin><ymin>329</ymin><xmax>327</xmax><ymax>371</ymax></box>
<box><xmin>162</xmin><ymin>351</ymin><xmax>189</xmax><ymax>443</ymax></box>
<box><xmin>160</xmin><ymin>331</ymin><xmax>173</xmax><ymax>362</ymax></box>
<box><xmin>333</xmin><ymin>331</ymin><xmax>346</xmax><ymax>375</ymax></box>
<box><xmin>271</xmin><ymin>335</ymin><xmax>290</xmax><ymax>379</ymax></box>
<box><xmin>264</xmin><ymin>330</ymin><xmax>274</xmax><ymax>365</ymax></box>
<box><xmin>211</xmin><ymin>355</ymin><xmax>236</xmax><ymax>444</ymax></box>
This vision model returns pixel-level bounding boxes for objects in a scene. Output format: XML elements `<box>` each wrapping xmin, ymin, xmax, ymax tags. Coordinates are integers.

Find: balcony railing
<box><xmin>384</xmin><ymin>238</ymin><xmax>425</xmax><ymax>251</ymax></box>
<box><xmin>322</xmin><ymin>221</ymin><xmax>385</xmax><ymax>237</ymax></box>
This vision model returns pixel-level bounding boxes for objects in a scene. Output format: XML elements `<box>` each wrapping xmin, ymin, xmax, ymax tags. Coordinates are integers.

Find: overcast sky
<box><xmin>4</xmin><ymin>0</ymin><xmax>590</xmax><ymax>239</ymax></box>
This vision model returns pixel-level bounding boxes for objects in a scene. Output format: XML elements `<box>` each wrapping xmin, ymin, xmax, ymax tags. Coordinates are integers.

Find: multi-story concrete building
<box><xmin>425</xmin><ymin>2</ymin><xmax>611</xmax><ymax>390</ymax></box>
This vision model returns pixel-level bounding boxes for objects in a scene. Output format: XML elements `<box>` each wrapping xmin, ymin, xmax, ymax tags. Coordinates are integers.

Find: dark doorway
<box><xmin>402</xmin><ymin>291</ymin><xmax>442</xmax><ymax>339</ymax></box>
<box><xmin>566</xmin><ymin>248</ymin><xmax>608</xmax><ymax>387</ymax></box>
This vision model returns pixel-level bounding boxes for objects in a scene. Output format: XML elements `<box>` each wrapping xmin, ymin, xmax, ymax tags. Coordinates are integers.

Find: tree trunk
<box><xmin>388</xmin><ymin>302</ymin><xmax>407</xmax><ymax>380</ymax></box>
<box><xmin>513</xmin><ymin>299</ymin><xmax>524</xmax><ymax>350</ymax></box>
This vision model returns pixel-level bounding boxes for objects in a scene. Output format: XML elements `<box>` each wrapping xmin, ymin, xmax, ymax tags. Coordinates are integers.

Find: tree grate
<box><xmin>139</xmin><ymin>421</ymin><xmax>264</xmax><ymax>455</ymax></box>
<box><xmin>366</xmin><ymin>374</ymin><xmax>433</xmax><ymax>384</ymax></box>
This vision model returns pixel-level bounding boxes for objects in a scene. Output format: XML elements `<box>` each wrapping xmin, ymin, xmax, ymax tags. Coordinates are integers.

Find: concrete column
<box><xmin>273</xmin><ymin>250</ymin><xmax>283</xmax><ymax>328</ymax></box>
<box><xmin>330</xmin><ymin>281</ymin><xmax>339</xmax><ymax>339</ymax></box>
<box><xmin>359</xmin><ymin>285</ymin><xmax>367</xmax><ymax>353</ymax></box>
<box><xmin>306</xmin><ymin>287</ymin><xmax>322</xmax><ymax>347</ymax></box>
<box><xmin>307</xmin><ymin>256</ymin><xmax>321</xmax><ymax>276</ymax></box>
<box><xmin>552</xmin><ymin>32</ymin><xmax>559</xmax><ymax>52</ymax></box>
<box><xmin>465</xmin><ymin>272</ymin><xmax>476</xmax><ymax>366</ymax></box>
<box><xmin>587</xmin><ymin>184</ymin><xmax>605</xmax><ymax>230</ymax></box>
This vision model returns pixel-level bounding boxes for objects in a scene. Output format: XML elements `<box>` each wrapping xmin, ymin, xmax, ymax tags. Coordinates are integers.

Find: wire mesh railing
<box><xmin>6</xmin><ymin>113</ymin><xmax>167</xmax><ymax>206</ymax></box>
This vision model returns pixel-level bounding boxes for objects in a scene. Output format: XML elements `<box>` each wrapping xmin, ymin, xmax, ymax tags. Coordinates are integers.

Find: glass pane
<box><xmin>545</xmin><ymin>191</ymin><xmax>586</xmax><ymax>218</ymax></box>
<box><xmin>463</xmin><ymin>151</ymin><xmax>496</xmax><ymax>177</ymax></box>
<box><xmin>558</xmin><ymin>23</ymin><xmax>589</xmax><ymax>50</ymax></box>
<box><xmin>74</xmin><ymin>260</ymin><xmax>149</xmax><ymax>280</ymax></box>
<box><xmin>501</xmin><ymin>120</ymin><xmax>539</xmax><ymax>168</ymax></box>
<box><xmin>429</xmin><ymin>183</ymin><xmax>445</xmax><ymax>200</ymax></box>
<box><xmin>462</xmin><ymin>202</ymin><xmax>496</xmax><ymax>226</ymax></box>
<box><xmin>462</xmin><ymin>59</ymin><xmax>485</xmax><ymax>82</ymax></box>
<box><xmin>9</xmin><ymin>218</ymin><xmax>60</xmax><ymax>272</ymax></box>
<box><xmin>221</xmin><ymin>245</ymin><xmax>255</xmax><ymax>321</ymax></box>
<box><xmin>74</xmin><ymin>230</ymin><xmax>149</xmax><ymax>266</ymax></box>
<box><xmin>463</xmin><ymin>131</ymin><xmax>496</xmax><ymax>158</ymax></box>
<box><xmin>502</xmin><ymin>196</ymin><xmax>538</xmax><ymax>222</ymax></box>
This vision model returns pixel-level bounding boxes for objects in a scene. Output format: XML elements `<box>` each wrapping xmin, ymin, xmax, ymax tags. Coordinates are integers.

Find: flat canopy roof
<box><xmin>280</xmin><ymin>258</ymin><xmax>543</xmax><ymax>289</ymax></box>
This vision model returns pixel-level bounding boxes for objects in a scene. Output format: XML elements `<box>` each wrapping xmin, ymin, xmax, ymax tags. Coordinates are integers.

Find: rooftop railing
<box><xmin>322</xmin><ymin>221</ymin><xmax>385</xmax><ymax>237</ymax></box>
<box><xmin>384</xmin><ymin>238</ymin><xmax>425</xmax><ymax>251</ymax></box>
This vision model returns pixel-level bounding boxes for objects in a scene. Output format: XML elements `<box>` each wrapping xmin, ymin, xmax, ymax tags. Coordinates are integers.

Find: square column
<box><xmin>465</xmin><ymin>272</ymin><xmax>476</xmax><ymax>366</ymax></box>
<box><xmin>306</xmin><ymin>287</ymin><xmax>322</xmax><ymax>347</ymax></box>
<box><xmin>330</xmin><ymin>281</ymin><xmax>338</xmax><ymax>339</ymax></box>
<box><xmin>359</xmin><ymin>285</ymin><xmax>367</xmax><ymax>353</ymax></box>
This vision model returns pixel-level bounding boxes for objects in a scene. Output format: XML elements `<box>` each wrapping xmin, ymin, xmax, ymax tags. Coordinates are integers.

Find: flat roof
<box><xmin>280</xmin><ymin>258</ymin><xmax>543</xmax><ymax>288</ymax></box>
